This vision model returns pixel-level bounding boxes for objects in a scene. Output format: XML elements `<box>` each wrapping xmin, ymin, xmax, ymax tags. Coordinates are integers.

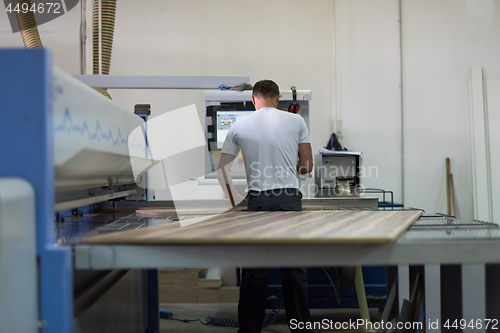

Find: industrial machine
<box><xmin>314</xmin><ymin>150</ymin><xmax>363</xmax><ymax>197</ymax></box>
<box><xmin>0</xmin><ymin>48</ymin><xmax>249</xmax><ymax>333</ymax></box>
<box><xmin>0</xmin><ymin>49</ymin><xmax>159</xmax><ymax>333</ymax></box>
<box><xmin>3</xmin><ymin>49</ymin><xmax>500</xmax><ymax>333</ymax></box>
<box><xmin>203</xmin><ymin>90</ymin><xmax>311</xmax><ymax>179</ymax></box>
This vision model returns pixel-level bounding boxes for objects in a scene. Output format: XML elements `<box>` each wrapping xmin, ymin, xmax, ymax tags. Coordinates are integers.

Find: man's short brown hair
<box><xmin>252</xmin><ymin>80</ymin><xmax>280</xmax><ymax>99</ymax></box>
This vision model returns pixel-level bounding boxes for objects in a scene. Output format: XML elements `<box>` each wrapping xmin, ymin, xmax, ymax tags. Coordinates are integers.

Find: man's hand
<box><xmin>233</xmin><ymin>193</ymin><xmax>248</xmax><ymax>205</ymax></box>
<box><xmin>297</xmin><ymin>143</ymin><xmax>313</xmax><ymax>174</ymax></box>
<box><xmin>217</xmin><ymin>153</ymin><xmax>247</xmax><ymax>206</ymax></box>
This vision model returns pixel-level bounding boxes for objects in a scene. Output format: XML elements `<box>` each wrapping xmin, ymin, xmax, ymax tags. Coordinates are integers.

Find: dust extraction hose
<box><xmin>12</xmin><ymin>0</ymin><xmax>113</xmax><ymax>99</ymax></box>
<box><xmin>98</xmin><ymin>0</ymin><xmax>116</xmax><ymax>75</ymax></box>
<box><xmin>92</xmin><ymin>0</ymin><xmax>116</xmax><ymax>98</ymax></box>
<box><xmin>92</xmin><ymin>0</ymin><xmax>99</xmax><ymax>75</ymax></box>
<box><xmin>13</xmin><ymin>0</ymin><xmax>43</xmax><ymax>49</ymax></box>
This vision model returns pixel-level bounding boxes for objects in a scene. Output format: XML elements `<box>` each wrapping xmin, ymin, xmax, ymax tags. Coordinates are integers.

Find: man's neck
<box><xmin>252</xmin><ymin>95</ymin><xmax>279</xmax><ymax>110</ymax></box>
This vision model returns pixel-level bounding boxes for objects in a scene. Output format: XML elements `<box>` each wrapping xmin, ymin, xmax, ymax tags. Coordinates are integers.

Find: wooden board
<box><xmin>377</xmin><ymin>275</ymin><xmax>398</xmax><ymax>333</ymax></box>
<box><xmin>84</xmin><ymin>210</ymin><xmax>422</xmax><ymax>245</ymax></box>
<box><xmin>136</xmin><ymin>207</ymin><xmax>246</xmax><ymax>216</ymax></box>
<box><xmin>135</xmin><ymin>205</ymin><xmax>343</xmax><ymax>216</ymax></box>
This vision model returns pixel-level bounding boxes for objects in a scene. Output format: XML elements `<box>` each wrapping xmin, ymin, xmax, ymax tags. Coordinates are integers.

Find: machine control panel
<box><xmin>216</xmin><ymin>111</ymin><xmax>254</xmax><ymax>148</ymax></box>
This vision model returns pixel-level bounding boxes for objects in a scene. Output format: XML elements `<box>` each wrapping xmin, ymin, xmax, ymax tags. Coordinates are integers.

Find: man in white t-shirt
<box><xmin>217</xmin><ymin>80</ymin><xmax>313</xmax><ymax>333</ymax></box>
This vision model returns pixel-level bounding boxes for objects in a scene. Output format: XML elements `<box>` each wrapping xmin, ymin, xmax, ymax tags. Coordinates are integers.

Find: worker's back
<box><xmin>221</xmin><ymin>107</ymin><xmax>310</xmax><ymax>192</ymax></box>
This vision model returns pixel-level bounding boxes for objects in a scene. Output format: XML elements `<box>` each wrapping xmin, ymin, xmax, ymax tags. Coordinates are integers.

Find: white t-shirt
<box><xmin>221</xmin><ymin>107</ymin><xmax>310</xmax><ymax>192</ymax></box>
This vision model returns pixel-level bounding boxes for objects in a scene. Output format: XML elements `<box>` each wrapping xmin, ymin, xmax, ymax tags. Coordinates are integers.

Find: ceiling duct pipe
<box><xmin>92</xmin><ymin>0</ymin><xmax>117</xmax><ymax>99</ymax></box>
<box><xmin>12</xmin><ymin>0</ymin><xmax>113</xmax><ymax>99</ymax></box>
<box><xmin>13</xmin><ymin>0</ymin><xmax>42</xmax><ymax>49</ymax></box>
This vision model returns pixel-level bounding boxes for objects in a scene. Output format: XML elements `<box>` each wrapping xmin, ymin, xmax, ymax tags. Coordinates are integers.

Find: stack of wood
<box><xmin>158</xmin><ymin>268</ymin><xmax>200</xmax><ymax>303</ymax></box>
<box><xmin>158</xmin><ymin>268</ymin><xmax>239</xmax><ymax>304</ymax></box>
<box><xmin>377</xmin><ymin>274</ymin><xmax>425</xmax><ymax>333</ymax></box>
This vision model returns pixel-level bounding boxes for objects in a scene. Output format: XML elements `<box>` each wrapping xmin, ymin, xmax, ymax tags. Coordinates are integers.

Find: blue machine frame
<box><xmin>0</xmin><ymin>49</ymin><xmax>158</xmax><ymax>333</ymax></box>
<box><xmin>0</xmin><ymin>49</ymin><xmax>72</xmax><ymax>332</ymax></box>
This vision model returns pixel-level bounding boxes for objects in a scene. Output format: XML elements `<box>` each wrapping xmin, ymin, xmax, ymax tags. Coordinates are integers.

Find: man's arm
<box><xmin>297</xmin><ymin>143</ymin><xmax>313</xmax><ymax>174</ymax></box>
<box><xmin>217</xmin><ymin>153</ymin><xmax>247</xmax><ymax>206</ymax></box>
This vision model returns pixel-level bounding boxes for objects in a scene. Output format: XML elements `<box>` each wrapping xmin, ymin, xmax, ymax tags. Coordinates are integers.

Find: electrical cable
<box><xmin>261</xmin><ymin>296</ymin><xmax>284</xmax><ymax>328</ymax></box>
<box><xmin>207</xmin><ymin>296</ymin><xmax>283</xmax><ymax>328</ymax></box>
<box><xmin>322</xmin><ymin>268</ymin><xmax>341</xmax><ymax>304</ymax></box>
<box><xmin>160</xmin><ymin>296</ymin><xmax>284</xmax><ymax>329</ymax></box>
<box><xmin>160</xmin><ymin>311</ymin><xmax>208</xmax><ymax>325</ymax></box>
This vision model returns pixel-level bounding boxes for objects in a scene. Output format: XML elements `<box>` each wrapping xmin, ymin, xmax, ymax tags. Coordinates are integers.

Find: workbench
<box><xmin>71</xmin><ymin>209</ymin><xmax>500</xmax><ymax>333</ymax></box>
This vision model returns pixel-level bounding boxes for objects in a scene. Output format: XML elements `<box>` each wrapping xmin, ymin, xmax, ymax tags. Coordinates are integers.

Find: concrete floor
<box><xmin>159</xmin><ymin>303</ymin><xmax>382</xmax><ymax>333</ymax></box>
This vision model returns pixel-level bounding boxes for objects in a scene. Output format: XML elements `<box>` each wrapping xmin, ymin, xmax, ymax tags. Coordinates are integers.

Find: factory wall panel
<box><xmin>486</xmin><ymin>79</ymin><xmax>500</xmax><ymax>223</ymax></box>
<box><xmin>401</xmin><ymin>0</ymin><xmax>500</xmax><ymax>220</ymax></box>
<box><xmin>334</xmin><ymin>0</ymin><xmax>403</xmax><ymax>203</ymax></box>
<box><xmin>335</xmin><ymin>0</ymin><xmax>500</xmax><ymax>219</ymax></box>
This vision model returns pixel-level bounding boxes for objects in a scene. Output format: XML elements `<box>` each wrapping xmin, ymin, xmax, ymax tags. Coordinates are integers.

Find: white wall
<box><xmin>402</xmin><ymin>0</ymin><xmax>500</xmax><ymax>220</ymax></box>
<box><xmin>335</xmin><ymin>0</ymin><xmax>403</xmax><ymax>203</ymax></box>
<box><xmin>99</xmin><ymin>0</ymin><xmax>336</xmax><ymax>200</ymax></box>
<box><xmin>1</xmin><ymin>1</ymin><xmax>336</xmax><ymax>200</ymax></box>
<box><xmin>3</xmin><ymin>1</ymin><xmax>500</xmax><ymax>216</ymax></box>
<box><xmin>335</xmin><ymin>0</ymin><xmax>500</xmax><ymax>219</ymax></box>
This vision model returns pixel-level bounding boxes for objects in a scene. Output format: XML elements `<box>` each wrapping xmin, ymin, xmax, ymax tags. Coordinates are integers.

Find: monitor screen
<box><xmin>216</xmin><ymin>111</ymin><xmax>254</xmax><ymax>148</ymax></box>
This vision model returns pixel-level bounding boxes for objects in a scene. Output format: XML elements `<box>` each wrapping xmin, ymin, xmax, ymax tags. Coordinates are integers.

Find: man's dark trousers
<box><xmin>238</xmin><ymin>189</ymin><xmax>311</xmax><ymax>333</ymax></box>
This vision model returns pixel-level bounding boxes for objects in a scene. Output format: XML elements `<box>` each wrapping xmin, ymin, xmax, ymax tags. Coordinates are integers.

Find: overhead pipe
<box><xmin>13</xmin><ymin>0</ymin><xmax>112</xmax><ymax>99</ymax></box>
<box><xmin>92</xmin><ymin>0</ymin><xmax>99</xmax><ymax>75</ymax></box>
<box><xmin>99</xmin><ymin>0</ymin><xmax>116</xmax><ymax>75</ymax></box>
<box><xmin>80</xmin><ymin>0</ymin><xmax>86</xmax><ymax>74</ymax></box>
<box><xmin>92</xmin><ymin>0</ymin><xmax>116</xmax><ymax>99</ymax></box>
<box><xmin>13</xmin><ymin>0</ymin><xmax>42</xmax><ymax>49</ymax></box>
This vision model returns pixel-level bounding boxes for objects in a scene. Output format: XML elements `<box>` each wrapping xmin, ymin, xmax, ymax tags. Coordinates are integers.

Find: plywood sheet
<box><xmin>136</xmin><ymin>207</ymin><xmax>245</xmax><ymax>216</ymax></box>
<box><xmin>135</xmin><ymin>204</ymin><xmax>342</xmax><ymax>216</ymax></box>
<box><xmin>84</xmin><ymin>210</ymin><xmax>422</xmax><ymax>245</ymax></box>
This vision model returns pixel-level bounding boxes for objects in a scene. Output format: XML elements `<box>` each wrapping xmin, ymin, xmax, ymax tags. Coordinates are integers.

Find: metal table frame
<box><xmin>74</xmin><ymin>240</ymin><xmax>500</xmax><ymax>270</ymax></box>
<box><xmin>74</xmin><ymin>237</ymin><xmax>500</xmax><ymax>333</ymax></box>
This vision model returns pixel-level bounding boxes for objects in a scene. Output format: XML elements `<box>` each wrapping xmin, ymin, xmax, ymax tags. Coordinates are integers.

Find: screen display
<box><xmin>216</xmin><ymin>111</ymin><xmax>254</xmax><ymax>148</ymax></box>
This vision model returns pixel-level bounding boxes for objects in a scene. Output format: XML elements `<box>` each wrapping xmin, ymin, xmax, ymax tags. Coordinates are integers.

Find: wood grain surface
<box><xmin>84</xmin><ymin>210</ymin><xmax>422</xmax><ymax>245</ymax></box>
<box><xmin>135</xmin><ymin>205</ymin><xmax>342</xmax><ymax>216</ymax></box>
<box><xmin>136</xmin><ymin>207</ymin><xmax>246</xmax><ymax>216</ymax></box>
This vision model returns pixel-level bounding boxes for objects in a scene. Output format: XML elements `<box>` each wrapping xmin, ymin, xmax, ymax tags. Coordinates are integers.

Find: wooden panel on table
<box><xmin>136</xmin><ymin>207</ymin><xmax>244</xmax><ymax>216</ymax></box>
<box><xmin>135</xmin><ymin>204</ymin><xmax>344</xmax><ymax>217</ymax></box>
<box><xmin>84</xmin><ymin>210</ymin><xmax>422</xmax><ymax>245</ymax></box>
